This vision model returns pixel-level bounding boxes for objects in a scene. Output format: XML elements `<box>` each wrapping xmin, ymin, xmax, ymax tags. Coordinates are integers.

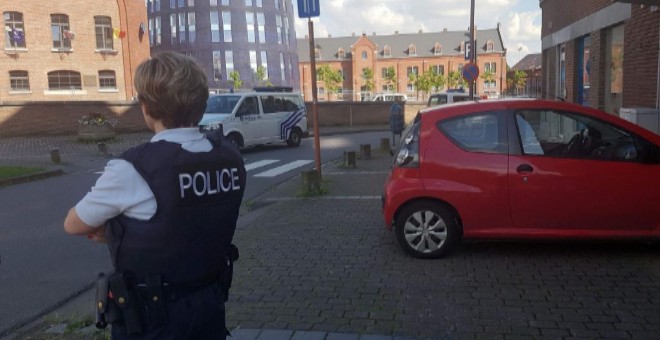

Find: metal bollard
<box><xmin>97</xmin><ymin>143</ymin><xmax>108</xmax><ymax>157</ymax></box>
<box><xmin>380</xmin><ymin>138</ymin><xmax>390</xmax><ymax>152</ymax></box>
<box><xmin>50</xmin><ymin>148</ymin><xmax>61</xmax><ymax>164</ymax></box>
<box><xmin>343</xmin><ymin>151</ymin><xmax>357</xmax><ymax>168</ymax></box>
<box><xmin>359</xmin><ymin>144</ymin><xmax>371</xmax><ymax>159</ymax></box>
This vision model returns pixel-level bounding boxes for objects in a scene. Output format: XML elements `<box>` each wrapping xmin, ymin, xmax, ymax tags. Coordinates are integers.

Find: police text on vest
<box><xmin>179</xmin><ymin>168</ymin><xmax>241</xmax><ymax>198</ymax></box>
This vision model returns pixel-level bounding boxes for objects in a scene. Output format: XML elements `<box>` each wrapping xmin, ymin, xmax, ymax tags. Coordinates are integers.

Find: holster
<box><xmin>107</xmin><ymin>272</ymin><xmax>143</xmax><ymax>335</ymax></box>
<box><xmin>95</xmin><ymin>272</ymin><xmax>123</xmax><ymax>329</ymax></box>
<box><xmin>222</xmin><ymin>244</ymin><xmax>239</xmax><ymax>302</ymax></box>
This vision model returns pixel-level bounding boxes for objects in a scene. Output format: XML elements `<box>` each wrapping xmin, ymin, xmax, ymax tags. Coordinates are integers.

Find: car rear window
<box><xmin>438</xmin><ymin>111</ymin><xmax>507</xmax><ymax>154</ymax></box>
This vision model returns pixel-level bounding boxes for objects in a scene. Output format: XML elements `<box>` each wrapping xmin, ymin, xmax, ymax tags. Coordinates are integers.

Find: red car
<box><xmin>382</xmin><ymin>99</ymin><xmax>660</xmax><ymax>259</ymax></box>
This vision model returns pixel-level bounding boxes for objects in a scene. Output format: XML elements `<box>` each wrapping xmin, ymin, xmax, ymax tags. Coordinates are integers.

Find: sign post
<box><xmin>297</xmin><ymin>0</ymin><xmax>321</xmax><ymax>179</ymax></box>
<box><xmin>469</xmin><ymin>0</ymin><xmax>476</xmax><ymax>99</ymax></box>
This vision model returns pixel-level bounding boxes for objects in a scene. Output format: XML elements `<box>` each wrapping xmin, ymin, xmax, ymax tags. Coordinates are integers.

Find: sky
<box><xmin>292</xmin><ymin>0</ymin><xmax>542</xmax><ymax>68</ymax></box>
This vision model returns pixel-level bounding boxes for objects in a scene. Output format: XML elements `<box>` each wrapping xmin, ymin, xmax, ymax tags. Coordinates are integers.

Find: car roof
<box><xmin>209</xmin><ymin>92</ymin><xmax>302</xmax><ymax>97</ymax></box>
<box><xmin>420</xmin><ymin>99</ymin><xmax>660</xmax><ymax>144</ymax></box>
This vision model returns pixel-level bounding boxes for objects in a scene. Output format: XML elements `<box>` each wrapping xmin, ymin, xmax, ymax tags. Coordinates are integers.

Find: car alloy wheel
<box><xmin>395</xmin><ymin>201</ymin><xmax>461</xmax><ymax>259</ymax></box>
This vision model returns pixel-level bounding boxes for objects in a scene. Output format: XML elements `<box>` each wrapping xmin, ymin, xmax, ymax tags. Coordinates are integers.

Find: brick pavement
<box><xmin>4</xmin><ymin>130</ymin><xmax>660</xmax><ymax>339</ymax></box>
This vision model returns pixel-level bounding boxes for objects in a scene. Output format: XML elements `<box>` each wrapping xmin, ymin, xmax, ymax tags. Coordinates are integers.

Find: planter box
<box><xmin>78</xmin><ymin>125</ymin><xmax>116</xmax><ymax>142</ymax></box>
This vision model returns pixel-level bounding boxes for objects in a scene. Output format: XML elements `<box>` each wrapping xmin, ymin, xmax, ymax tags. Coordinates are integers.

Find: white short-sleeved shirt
<box><xmin>75</xmin><ymin>128</ymin><xmax>213</xmax><ymax>228</ymax></box>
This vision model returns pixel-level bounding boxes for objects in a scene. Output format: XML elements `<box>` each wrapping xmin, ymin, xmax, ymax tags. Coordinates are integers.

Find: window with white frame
<box><xmin>170</xmin><ymin>14</ymin><xmax>177</xmax><ymax>44</ymax></box>
<box><xmin>178</xmin><ymin>12</ymin><xmax>186</xmax><ymax>43</ymax></box>
<box><xmin>250</xmin><ymin>50</ymin><xmax>257</xmax><ymax>73</ymax></box>
<box><xmin>484</xmin><ymin>62</ymin><xmax>496</xmax><ymax>74</ymax></box>
<box><xmin>210</xmin><ymin>12</ymin><xmax>219</xmax><ymax>42</ymax></box>
<box><xmin>225</xmin><ymin>50</ymin><xmax>233</xmax><ymax>79</ymax></box>
<box><xmin>94</xmin><ymin>16</ymin><xmax>113</xmax><ymax>50</ymax></box>
<box><xmin>406</xmin><ymin>66</ymin><xmax>418</xmax><ymax>77</ymax></box>
<box><xmin>434</xmin><ymin>42</ymin><xmax>442</xmax><ymax>55</ymax></box>
<box><xmin>4</xmin><ymin>12</ymin><xmax>27</xmax><ymax>49</ymax></box>
<box><xmin>98</xmin><ymin>70</ymin><xmax>116</xmax><ymax>90</ymax></box>
<box><xmin>257</xmin><ymin>13</ymin><xmax>265</xmax><ymax>43</ymax></box>
<box><xmin>187</xmin><ymin>0</ymin><xmax>194</xmax><ymax>6</ymax></box>
<box><xmin>9</xmin><ymin>70</ymin><xmax>29</xmax><ymax>91</ymax></box>
<box><xmin>431</xmin><ymin>65</ymin><xmax>444</xmax><ymax>75</ymax></box>
<box><xmin>210</xmin><ymin>0</ymin><xmax>217</xmax><ymax>5</ymax></box>
<box><xmin>51</xmin><ymin>14</ymin><xmax>71</xmax><ymax>50</ymax></box>
<box><xmin>338</xmin><ymin>48</ymin><xmax>345</xmax><ymax>59</ymax></box>
<box><xmin>48</xmin><ymin>70</ymin><xmax>81</xmax><ymax>90</ymax></box>
<box><xmin>408</xmin><ymin>44</ymin><xmax>416</xmax><ymax>56</ymax></box>
<box><xmin>246</xmin><ymin>11</ymin><xmax>255</xmax><ymax>43</ymax></box>
<box><xmin>212</xmin><ymin>50</ymin><xmax>222</xmax><ymax>80</ymax></box>
<box><xmin>383</xmin><ymin>45</ymin><xmax>391</xmax><ymax>57</ymax></box>
<box><xmin>187</xmin><ymin>12</ymin><xmax>195</xmax><ymax>42</ymax></box>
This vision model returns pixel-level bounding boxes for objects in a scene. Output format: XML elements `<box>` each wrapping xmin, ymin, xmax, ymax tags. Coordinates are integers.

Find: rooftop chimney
<box><xmin>443</xmin><ymin>28</ymin><xmax>447</xmax><ymax>32</ymax></box>
<box><xmin>373</xmin><ymin>32</ymin><xmax>376</xmax><ymax>36</ymax></box>
<box><xmin>328</xmin><ymin>34</ymin><xmax>332</xmax><ymax>38</ymax></box>
<box><xmin>351</xmin><ymin>32</ymin><xmax>355</xmax><ymax>37</ymax></box>
<box><xmin>419</xmin><ymin>29</ymin><xmax>423</xmax><ymax>33</ymax></box>
<box><xmin>394</xmin><ymin>31</ymin><xmax>399</xmax><ymax>35</ymax></box>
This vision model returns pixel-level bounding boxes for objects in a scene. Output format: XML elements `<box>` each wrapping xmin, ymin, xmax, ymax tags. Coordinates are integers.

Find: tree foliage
<box><xmin>255</xmin><ymin>65</ymin><xmax>272</xmax><ymax>87</ymax></box>
<box><xmin>316</xmin><ymin>64</ymin><xmax>344</xmax><ymax>96</ymax></box>
<box><xmin>447</xmin><ymin>70</ymin><xmax>466</xmax><ymax>90</ymax></box>
<box><xmin>229</xmin><ymin>71</ymin><xmax>243</xmax><ymax>89</ymax></box>
<box><xmin>408</xmin><ymin>69</ymin><xmax>446</xmax><ymax>99</ymax></box>
<box><xmin>361</xmin><ymin>68</ymin><xmax>375</xmax><ymax>92</ymax></box>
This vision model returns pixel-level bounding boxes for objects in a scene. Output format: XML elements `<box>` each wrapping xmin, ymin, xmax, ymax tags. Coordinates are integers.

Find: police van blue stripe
<box><xmin>279</xmin><ymin>108</ymin><xmax>305</xmax><ymax>140</ymax></box>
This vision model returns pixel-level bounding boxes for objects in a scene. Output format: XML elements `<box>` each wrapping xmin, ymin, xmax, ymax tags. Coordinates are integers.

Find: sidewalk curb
<box><xmin>0</xmin><ymin>169</ymin><xmax>65</xmax><ymax>187</ymax></box>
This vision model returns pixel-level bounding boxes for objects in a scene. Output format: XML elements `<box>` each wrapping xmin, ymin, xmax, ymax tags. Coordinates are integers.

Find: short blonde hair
<box><xmin>134</xmin><ymin>51</ymin><xmax>209</xmax><ymax>128</ymax></box>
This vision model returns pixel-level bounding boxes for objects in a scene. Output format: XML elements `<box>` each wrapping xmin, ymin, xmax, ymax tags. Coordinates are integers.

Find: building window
<box><xmin>225</xmin><ymin>50</ymin><xmax>233</xmax><ymax>80</ymax></box>
<box><xmin>98</xmin><ymin>70</ymin><xmax>116</xmax><ymax>90</ymax></box>
<box><xmin>154</xmin><ymin>16</ymin><xmax>161</xmax><ymax>46</ymax></box>
<box><xmin>257</xmin><ymin>13</ymin><xmax>265</xmax><ymax>43</ymax></box>
<box><xmin>406</xmin><ymin>66</ymin><xmax>418</xmax><ymax>77</ymax></box>
<box><xmin>260</xmin><ymin>50</ymin><xmax>268</xmax><ymax>78</ymax></box>
<box><xmin>178</xmin><ymin>0</ymin><xmax>184</xmax><ymax>7</ymax></box>
<box><xmin>245</xmin><ymin>0</ymin><xmax>252</xmax><ymax>6</ymax></box>
<box><xmin>187</xmin><ymin>0</ymin><xmax>194</xmax><ymax>6</ymax></box>
<box><xmin>361</xmin><ymin>51</ymin><xmax>367</xmax><ymax>60</ymax></box>
<box><xmin>431</xmin><ymin>65</ymin><xmax>444</xmax><ymax>75</ymax></box>
<box><xmin>250</xmin><ymin>50</ymin><xmax>257</xmax><ymax>72</ymax></box>
<box><xmin>433</xmin><ymin>42</ymin><xmax>442</xmax><ymax>55</ymax></box>
<box><xmin>4</xmin><ymin>12</ymin><xmax>26</xmax><ymax>49</ymax></box>
<box><xmin>155</xmin><ymin>0</ymin><xmax>161</xmax><ymax>11</ymax></box>
<box><xmin>212</xmin><ymin>50</ymin><xmax>222</xmax><ymax>81</ymax></box>
<box><xmin>338</xmin><ymin>48</ymin><xmax>345</xmax><ymax>59</ymax></box>
<box><xmin>9</xmin><ymin>70</ymin><xmax>29</xmax><ymax>91</ymax></box>
<box><xmin>51</xmin><ymin>14</ymin><xmax>72</xmax><ymax>50</ymax></box>
<box><xmin>210</xmin><ymin>12</ymin><xmax>220</xmax><ymax>42</ymax></box>
<box><xmin>210</xmin><ymin>0</ymin><xmax>217</xmax><ymax>5</ymax></box>
<box><xmin>170</xmin><ymin>14</ymin><xmax>177</xmax><ymax>44</ymax></box>
<box><xmin>280</xmin><ymin>53</ymin><xmax>286</xmax><ymax>81</ymax></box>
<box><xmin>246</xmin><ymin>11</ymin><xmax>255</xmax><ymax>43</ymax></box>
<box><xmin>408</xmin><ymin>44</ymin><xmax>416</xmax><ymax>56</ymax></box>
<box><xmin>486</xmin><ymin>40</ymin><xmax>494</xmax><ymax>52</ymax></box>
<box><xmin>256</xmin><ymin>0</ymin><xmax>262</xmax><ymax>7</ymax></box>
<box><xmin>383</xmin><ymin>45</ymin><xmax>391</xmax><ymax>57</ymax></box>
<box><xmin>188</xmin><ymin>12</ymin><xmax>196</xmax><ymax>42</ymax></box>
<box><xmin>48</xmin><ymin>70</ymin><xmax>81</xmax><ymax>90</ymax></box>
<box><xmin>314</xmin><ymin>48</ymin><xmax>320</xmax><ymax>59</ymax></box>
<box><xmin>170</xmin><ymin>0</ymin><xmax>176</xmax><ymax>8</ymax></box>
<box><xmin>221</xmin><ymin>0</ymin><xmax>229</xmax><ymax>5</ymax></box>
<box><xmin>222</xmin><ymin>11</ymin><xmax>231</xmax><ymax>42</ymax></box>
<box><xmin>178</xmin><ymin>12</ymin><xmax>186</xmax><ymax>43</ymax></box>
<box><xmin>94</xmin><ymin>16</ymin><xmax>113</xmax><ymax>50</ymax></box>
<box><xmin>484</xmin><ymin>62</ymin><xmax>496</xmax><ymax>74</ymax></box>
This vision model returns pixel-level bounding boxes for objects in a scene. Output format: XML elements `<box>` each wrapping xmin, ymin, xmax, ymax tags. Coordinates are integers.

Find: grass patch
<box><xmin>298</xmin><ymin>178</ymin><xmax>331</xmax><ymax>197</ymax></box>
<box><xmin>0</xmin><ymin>166</ymin><xmax>44</xmax><ymax>179</ymax></box>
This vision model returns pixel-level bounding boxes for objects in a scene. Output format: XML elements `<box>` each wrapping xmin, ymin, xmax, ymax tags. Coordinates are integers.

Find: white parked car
<box><xmin>364</xmin><ymin>93</ymin><xmax>408</xmax><ymax>102</ymax></box>
<box><xmin>199</xmin><ymin>92</ymin><xmax>308</xmax><ymax>149</ymax></box>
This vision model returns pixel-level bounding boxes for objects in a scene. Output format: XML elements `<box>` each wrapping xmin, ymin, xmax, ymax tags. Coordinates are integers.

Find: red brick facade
<box><xmin>0</xmin><ymin>1</ymin><xmax>149</xmax><ymax>136</ymax></box>
<box><xmin>541</xmin><ymin>0</ymin><xmax>659</xmax><ymax>113</ymax></box>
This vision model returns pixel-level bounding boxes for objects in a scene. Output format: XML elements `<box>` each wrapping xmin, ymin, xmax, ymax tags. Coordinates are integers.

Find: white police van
<box><xmin>199</xmin><ymin>90</ymin><xmax>308</xmax><ymax>149</ymax></box>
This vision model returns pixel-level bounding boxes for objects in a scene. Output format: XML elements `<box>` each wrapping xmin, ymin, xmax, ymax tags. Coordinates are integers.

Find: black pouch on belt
<box><xmin>108</xmin><ymin>272</ymin><xmax>143</xmax><ymax>335</ymax></box>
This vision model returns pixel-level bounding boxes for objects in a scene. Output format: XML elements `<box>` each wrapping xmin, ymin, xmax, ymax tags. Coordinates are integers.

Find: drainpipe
<box><xmin>656</xmin><ymin>25</ymin><xmax>659</xmax><ymax>109</ymax></box>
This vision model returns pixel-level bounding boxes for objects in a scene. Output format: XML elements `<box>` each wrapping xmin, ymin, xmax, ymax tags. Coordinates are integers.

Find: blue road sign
<box><xmin>462</xmin><ymin>62</ymin><xmax>479</xmax><ymax>82</ymax></box>
<box><xmin>297</xmin><ymin>0</ymin><xmax>320</xmax><ymax>18</ymax></box>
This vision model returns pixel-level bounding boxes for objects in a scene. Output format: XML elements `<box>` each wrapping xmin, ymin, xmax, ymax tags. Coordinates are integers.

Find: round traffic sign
<box><xmin>462</xmin><ymin>62</ymin><xmax>480</xmax><ymax>82</ymax></box>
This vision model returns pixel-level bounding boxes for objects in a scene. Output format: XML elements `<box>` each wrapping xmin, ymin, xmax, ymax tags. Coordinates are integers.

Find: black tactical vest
<box><xmin>105</xmin><ymin>139</ymin><xmax>246</xmax><ymax>285</ymax></box>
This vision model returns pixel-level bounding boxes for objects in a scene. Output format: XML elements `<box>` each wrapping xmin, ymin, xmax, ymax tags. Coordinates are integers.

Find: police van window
<box><xmin>237</xmin><ymin>96</ymin><xmax>258</xmax><ymax>116</ymax></box>
<box><xmin>261</xmin><ymin>95</ymin><xmax>277</xmax><ymax>114</ymax></box>
<box><xmin>205</xmin><ymin>95</ymin><xmax>241</xmax><ymax>114</ymax></box>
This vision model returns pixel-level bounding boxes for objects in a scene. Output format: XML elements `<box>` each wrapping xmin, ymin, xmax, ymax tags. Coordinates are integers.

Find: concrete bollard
<box><xmin>50</xmin><ymin>148</ymin><xmax>61</xmax><ymax>164</ymax></box>
<box><xmin>301</xmin><ymin>169</ymin><xmax>321</xmax><ymax>193</ymax></box>
<box><xmin>97</xmin><ymin>143</ymin><xmax>108</xmax><ymax>157</ymax></box>
<box><xmin>359</xmin><ymin>144</ymin><xmax>371</xmax><ymax>159</ymax></box>
<box><xmin>343</xmin><ymin>151</ymin><xmax>357</xmax><ymax>168</ymax></box>
<box><xmin>380</xmin><ymin>138</ymin><xmax>391</xmax><ymax>152</ymax></box>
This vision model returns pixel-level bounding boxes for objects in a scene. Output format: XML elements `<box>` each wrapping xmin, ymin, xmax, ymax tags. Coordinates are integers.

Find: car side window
<box><xmin>515</xmin><ymin>109</ymin><xmax>639</xmax><ymax>162</ymax></box>
<box><xmin>237</xmin><ymin>96</ymin><xmax>258</xmax><ymax>116</ymax></box>
<box><xmin>438</xmin><ymin>111</ymin><xmax>506</xmax><ymax>154</ymax></box>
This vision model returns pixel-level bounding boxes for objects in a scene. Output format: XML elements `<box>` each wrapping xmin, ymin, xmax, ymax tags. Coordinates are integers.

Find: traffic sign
<box><xmin>297</xmin><ymin>0</ymin><xmax>320</xmax><ymax>18</ymax></box>
<box><xmin>462</xmin><ymin>62</ymin><xmax>479</xmax><ymax>82</ymax></box>
<box><xmin>464</xmin><ymin>40</ymin><xmax>477</xmax><ymax>60</ymax></box>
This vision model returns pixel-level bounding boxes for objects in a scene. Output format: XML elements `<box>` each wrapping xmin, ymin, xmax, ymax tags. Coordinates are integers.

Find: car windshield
<box><xmin>205</xmin><ymin>95</ymin><xmax>242</xmax><ymax>114</ymax></box>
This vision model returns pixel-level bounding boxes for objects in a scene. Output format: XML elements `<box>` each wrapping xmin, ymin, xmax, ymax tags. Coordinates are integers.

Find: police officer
<box><xmin>64</xmin><ymin>51</ymin><xmax>246</xmax><ymax>339</ymax></box>
<box><xmin>389</xmin><ymin>100</ymin><xmax>405</xmax><ymax>146</ymax></box>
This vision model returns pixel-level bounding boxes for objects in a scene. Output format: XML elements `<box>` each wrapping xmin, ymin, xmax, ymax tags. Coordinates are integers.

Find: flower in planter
<box><xmin>78</xmin><ymin>112</ymin><xmax>119</xmax><ymax>128</ymax></box>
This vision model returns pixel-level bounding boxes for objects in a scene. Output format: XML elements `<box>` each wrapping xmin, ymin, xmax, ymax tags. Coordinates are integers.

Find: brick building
<box><xmin>146</xmin><ymin>0</ymin><xmax>300</xmax><ymax>92</ymax></box>
<box><xmin>540</xmin><ymin>0</ymin><xmax>659</xmax><ymax>115</ymax></box>
<box><xmin>510</xmin><ymin>53</ymin><xmax>543</xmax><ymax>98</ymax></box>
<box><xmin>297</xmin><ymin>27</ymin><xmax>508</xmax><ymax>102</ymax></box>
<box><xmin>1</xmin><ymin>0</ymin><xmax>150</xmax><ymax>102</ymax></box>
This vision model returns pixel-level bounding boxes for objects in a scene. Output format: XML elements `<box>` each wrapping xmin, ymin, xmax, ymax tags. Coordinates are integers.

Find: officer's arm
<box><xmin>64</xmin><ymin>208</ymin><xmax>97</xmax><ymax>234</ymax></box>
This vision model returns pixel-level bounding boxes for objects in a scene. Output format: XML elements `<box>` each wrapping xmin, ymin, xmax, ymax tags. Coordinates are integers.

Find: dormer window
<box><xmin>361</xmin><ymin>51</ymin><xmax>367</xmax><ymax>60</ymax></box>
<box><xmin>314</xmin><ymin>48</ymin><xmax>320</xmax><ymax>59</ymax></box>
<box><xmin>433</xmin><ymin>42</ymin><xmax>442</xmax><ymax>55</ymax></box>
<box><xmin>408</xmin><ymin>44</ymin><xmax>416</xmax><ymax>56</ymax></box>
<box><xmin>338</xmin><ymin>48</ymin><xmax>345</xmax><ymax>59</ymax></box>
<box><xmin>460</xmin><ymin>41</ymin><xmax>465</xmax><ymax>52</ymax></box>
<box><xmin>486</xmin><ymin>40</ymin><xmax>495</xmax><ymax>52</ymax></box>
<box><xmin>383</xmin><ymin>45</ymin><xmax>391</xmax><ymax>57</ymax></box>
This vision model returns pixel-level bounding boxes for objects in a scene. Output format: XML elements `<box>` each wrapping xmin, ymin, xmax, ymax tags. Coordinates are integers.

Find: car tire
<box><xmin>226</xmin><ymin>133</ymin><xmax>243</xmax><ymax>150</ymax></box>
<box><xmin>286</xmin><ymin>128</ymin><xmax>302</xmax><ymax>147</ymax></box>
<box><xmin>395</xmin><ymin>201</ymin><xmax>461</xmax><ymax>259</ymax></box>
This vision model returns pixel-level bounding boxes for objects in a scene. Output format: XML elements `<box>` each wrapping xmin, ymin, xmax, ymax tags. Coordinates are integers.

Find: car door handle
<box><xmin>516</xmin><ymin>164</ymin><xmax>533</xmax><ymax>173</ymax></box>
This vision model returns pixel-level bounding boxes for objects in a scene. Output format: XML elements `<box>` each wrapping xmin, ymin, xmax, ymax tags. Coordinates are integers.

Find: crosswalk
<box><xmin>245</xmin><ymin>159</ymin><xmax>313</xmax><ymax>178</ymax></box>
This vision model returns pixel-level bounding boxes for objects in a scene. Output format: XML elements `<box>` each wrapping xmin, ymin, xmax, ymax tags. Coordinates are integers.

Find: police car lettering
<box><xmin>179</xmin><ymin>168</ymin><xmax>241</xmax><ymax>198</ymax></box>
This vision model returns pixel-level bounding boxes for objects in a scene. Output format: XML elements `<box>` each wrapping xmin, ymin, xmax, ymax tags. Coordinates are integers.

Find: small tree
<box><xmin>229</xmin><ymin>70</ymin><xmax>242</xmax><ymax>90</ymax></box>
<box><xmin>447</xmin><ymin>70</ymin><xmax>466</xmax><ymax>90</ymax></box>
<box><xmin>316</xmin><ymin>64</ymin><xmax>344</xmax><ymax>100</ymax></box>
<box><xmin>384</xmin><ymin>66</ymin><xmax>397</xmax><ymax>92</ymax></box>
<box><xmin>361</xmin><ymin>67</ymin><xmax>375</xmax><ymax>95</ymax></box>
<box><xmin>480</xmin><ymin>70</ymin><xmax>496</xmax><ymax>95</ymax></box>
<box><xmin>507</xmin><ymin>70</ymin><xmax>527</xmax><ymax>96</ymax></box>
<box><xmin>409</xmin><ymin>69</ymin><xmax>439</xmax><ymax>101</ymax></box>
<box><xmin>254</xmin><ymin>65</ymin><xmax>271</xmax><ymax>87</ymax></box>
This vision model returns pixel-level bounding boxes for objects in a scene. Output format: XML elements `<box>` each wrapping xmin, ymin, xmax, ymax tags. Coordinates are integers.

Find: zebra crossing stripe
<box><xmin>245</xmin><ymin>159</ymin><xmax>279</xmax><ymax>171</ymax></box>
<box><xmin>254</xmin><ymin>160</ymin><xmax>313</xmax><ymax>178</ymax></box>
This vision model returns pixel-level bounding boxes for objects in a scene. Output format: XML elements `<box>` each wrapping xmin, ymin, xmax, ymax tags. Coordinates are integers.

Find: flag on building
<box><xmin>11</xmin><ymin>28</ymin><xmax>24</xmax><ymax>44</ymax></box>
<box><xmin>63</xmin><ymin>30</ymin><xmax>75</xmax><ymax>40</ymax></box>
<box><xmin>113</xmin><ymin>28</ymin><xmax>126</xmax><ymax>38</ymax></box>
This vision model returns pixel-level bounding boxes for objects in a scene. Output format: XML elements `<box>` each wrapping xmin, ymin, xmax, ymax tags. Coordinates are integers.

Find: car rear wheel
<box><xmin>286</xmin><ymin>128</ymin><xmax>302</xmax><ymax>147</ymax></box>
<box><xmin>395</xmin><ymin>201</ymin><xmax>461</xmax><ymax>259</ymax></box>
